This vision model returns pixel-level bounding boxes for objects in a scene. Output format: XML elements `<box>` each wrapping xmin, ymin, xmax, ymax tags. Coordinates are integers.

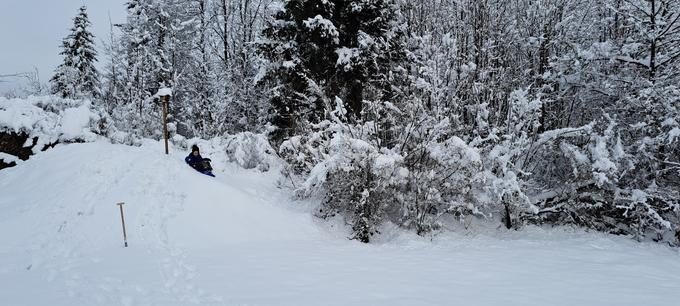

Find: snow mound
<box><xmin>0</xmin><ymin>95</ymin><xmax>99</xmax><ymax>144</ymax></box>
<box><xmin>0</xmin><ymin>142</ymin><xmax>679</xmax><ymax>306</ymax></box>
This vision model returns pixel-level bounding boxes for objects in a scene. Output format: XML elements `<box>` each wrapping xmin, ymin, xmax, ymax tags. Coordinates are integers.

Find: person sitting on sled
<box><xmin>185</xmin><ymin>145</ymin><xmax>214</xmax><ymax>176</ymax></box>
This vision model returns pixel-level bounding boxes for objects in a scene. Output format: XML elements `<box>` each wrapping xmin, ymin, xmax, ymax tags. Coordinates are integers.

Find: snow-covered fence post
<box><xmin>157</xmin><ymin>88</ymin><xmax>173</xmax><ymax>155</ymax></box>
<box><xmin>116</xmin><ymin>202</ymin><xmax>128</xmax><ymax>247</ymax></box>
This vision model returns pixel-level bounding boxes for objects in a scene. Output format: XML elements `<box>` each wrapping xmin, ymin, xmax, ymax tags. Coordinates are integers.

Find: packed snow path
<box><xmin>1</xmin><ymin>142</ymin><xmax>679</xmax><ymax>306</ymax></box>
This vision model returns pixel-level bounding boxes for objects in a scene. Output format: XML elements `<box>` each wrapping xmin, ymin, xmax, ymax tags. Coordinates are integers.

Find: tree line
<box><xmin>52</xmin><ymin>0</ymin><xmax>679</xmax><ymax>243</ymax></box>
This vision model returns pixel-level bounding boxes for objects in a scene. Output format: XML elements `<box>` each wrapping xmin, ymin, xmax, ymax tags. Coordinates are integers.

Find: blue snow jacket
<box><xmin>186</xmin><ymin>151</ymin><xmax>214</xmax><ymax>177</ymax></box>
<box><xmin>185</xmin><ymin>153</ymin><xmax>206</xmax><ymax>170</ymax></box>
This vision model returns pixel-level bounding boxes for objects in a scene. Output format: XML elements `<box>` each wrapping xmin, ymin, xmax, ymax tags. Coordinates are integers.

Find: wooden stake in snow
<box><xmin>161</xmin><ymin>95</ymin><xmax>170</xmax><ymax>155</ymax></box>
<box><xmin>116</xmin><ymin>202</ymin><xmax>128</xmax><ymax>247</ymax></box>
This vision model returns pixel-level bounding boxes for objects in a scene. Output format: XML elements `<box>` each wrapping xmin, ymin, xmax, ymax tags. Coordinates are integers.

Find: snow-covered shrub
<box><xmin>313</xmin><ymin>134</ymin><xmax>407</xmax><ymax>242</ymax></box>
<box><xmin>399</xmin><ymin>132</ymin><xmax>487</xmax><ymax>234</ymax></box>
<box><xmin>279</xmin><ymin>121</ymin><xmax>337</xmax><ymax>178</ymax></box>
<box><xmin>280</xmin><ymin>100</ymin><xmax>405</xmax><ymax>242</ymax></box>
<box><xmin>525</xmin><ymin>116</ymin><xmax>679</xmax><ymax>243</ymax></box>
<box><xmin>224</xmin><ymin>132</ymin><xmax>277</xmax><ymax>171</ymax></box>
<box><xmin>277</xmin><ymin>77</ymin><xmax>678</xmax><ymax>245</ymax></box>
<box><xmin>468</xmin><ymin>88</ymin><xmax>546</xmax><ymax>228</ymax></box>
<box><xmin>284</xmin><ymin>99</ymin><xmax>493</xmax><ymax>241</ymax></box>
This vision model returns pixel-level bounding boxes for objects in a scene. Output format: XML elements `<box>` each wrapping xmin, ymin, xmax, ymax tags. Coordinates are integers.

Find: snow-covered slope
<box><xmin>1</xmin><ymin>142</ymin><xmax>679</xmax><ymax>306</ymax></box>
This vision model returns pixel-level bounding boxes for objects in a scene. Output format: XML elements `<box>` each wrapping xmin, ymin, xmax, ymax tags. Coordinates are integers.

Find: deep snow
<box><xmin>1</xmin><ymin>141</ymin><xmax>679</xmax><ymax>306</ymax></box>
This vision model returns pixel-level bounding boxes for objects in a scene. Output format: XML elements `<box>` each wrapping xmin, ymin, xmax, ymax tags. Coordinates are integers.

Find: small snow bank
<box><xmin>0</xmin><ymin>95</ymin><xmax>104</xmax><ymax>168</ymax></box>
<box><xmin>0</xmin><ymin>95</ymin><xmax>99</xmax><ymax>144</ymax></box>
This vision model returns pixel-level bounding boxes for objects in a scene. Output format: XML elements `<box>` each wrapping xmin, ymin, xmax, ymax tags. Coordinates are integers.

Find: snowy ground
<box><xmin>1</xmin><ymin>142</ymin><xmax>679</xmax><ymax>306</ymax></box>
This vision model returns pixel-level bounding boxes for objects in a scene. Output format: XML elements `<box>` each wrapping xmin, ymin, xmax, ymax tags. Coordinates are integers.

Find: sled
<box><xmin>191</xmin><ymin>159</ymin><xmax>215</xmax><ymax>177</ymax></box>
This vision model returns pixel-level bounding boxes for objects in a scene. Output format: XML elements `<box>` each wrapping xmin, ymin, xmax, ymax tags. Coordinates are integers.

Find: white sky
<box><xmin>0</xmin><ymin>0</ymin><xmax>126</xmax><ymax>94</ymax></box>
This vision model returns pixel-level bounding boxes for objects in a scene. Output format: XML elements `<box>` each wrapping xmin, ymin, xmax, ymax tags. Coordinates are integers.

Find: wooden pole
<box><xmin>162</xmin><ymin>95</ymin><xmax>169</xmax><ymax>155</ymax></box>
<box><xmin>117</xmin><ymin>202</ymin><xmax>128</xmax><ymax>247</ymax></box>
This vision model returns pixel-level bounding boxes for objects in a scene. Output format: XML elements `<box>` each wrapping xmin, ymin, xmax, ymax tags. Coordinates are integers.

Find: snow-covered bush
<box><xmin>284</xmin><ymin>99</ymin><xmax>492</xmax><ymax>241</ymax></box>
<box><xmin>470</xmin><ymin>88</ymin><xmax>546</xmax><ymax>228</ymax></box>
<box><xmin>399</xmin><ymin>131</ymin><xmax>487</xmax><ymax>234</ymax></box>
<box><xmin>224</xmin><ymin>132</ymin><xmax>277</xmax><ymax>171</ymax></box>
<box><xmin>314</xmin><ymin>134</ymin><xmax>406</xmax><ymax>242</ymax></box>
<box><xmin>521</xmin><ymin>115</ymin><xmax>679</xmax><ymax>243</ymax></box>
<box><xmin>278</xmin><ymin>100</ymin><xmax>401</xmax><ymax>242</ymax></box>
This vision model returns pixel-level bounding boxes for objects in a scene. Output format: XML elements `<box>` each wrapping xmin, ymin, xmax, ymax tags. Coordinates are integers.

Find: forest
<box><xmin>41</xmin><ymin>0</ymin><xmax>680</xmax><ymax>243</ymax></box>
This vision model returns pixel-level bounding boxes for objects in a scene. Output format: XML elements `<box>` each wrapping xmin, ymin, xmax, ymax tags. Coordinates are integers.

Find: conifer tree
<box><xmin>257</xmin><ymin>0</ymin><xmax>336</xmax><ymax>144</ymax></box>
<box><xmin>258</xmin><ymin>0</ymin><xmax>405</xmax><ymax>144</ymax></box>
<box><xmin>51</xmin><ymin>6</ymin><xmax>100</xmax><ymax>99</ymax></box>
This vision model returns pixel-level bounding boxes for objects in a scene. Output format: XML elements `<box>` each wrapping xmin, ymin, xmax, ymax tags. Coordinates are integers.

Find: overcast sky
<box><xmin>0</xmin><ymin>0</ymin><xmax>126</xmax><ymax>94</ymax></box>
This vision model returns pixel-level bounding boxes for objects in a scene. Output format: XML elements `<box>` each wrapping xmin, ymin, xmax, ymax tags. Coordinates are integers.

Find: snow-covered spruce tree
<box><xmin>258</xmin><ymin>0</ymin><xmax>406</xmax><ymax>144</ymax></box>
<box><xmin>261</xmin><ymin>0</ymin><xmax>409</xmax><ymax>242</ymax></box>
<box><xmin>257</xmin><ymin>0</ymin><xmax>338</xmax><ymax>145</ymax></box>
<box><xmin>51</xmin><ymin>6</ymin><xmax>100</xmax><ymax>99</ymax></box>
<box><xmin>331</xmin><ymin>0</ymin><xmax>406</xmax><ymax>120</ymax></box>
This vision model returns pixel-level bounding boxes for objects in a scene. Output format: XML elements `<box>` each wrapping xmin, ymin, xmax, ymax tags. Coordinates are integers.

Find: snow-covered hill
<box><xmin>1</xmin><ymin>142</ymin><xmax>679</xmax><ymax>306</ymax></box>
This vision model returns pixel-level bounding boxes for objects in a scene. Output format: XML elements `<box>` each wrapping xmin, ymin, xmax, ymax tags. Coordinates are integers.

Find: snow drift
<box><xmin>1</xmin><ymin>141</ymin><xmax>679</xmax><ymax>305</ymax></box>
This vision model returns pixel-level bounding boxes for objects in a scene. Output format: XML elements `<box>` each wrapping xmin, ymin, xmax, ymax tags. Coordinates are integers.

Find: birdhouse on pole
<box><xmin>157</xmin><ymin>87</ymin><xmax>173</xmax><ymax>155</ymax></box>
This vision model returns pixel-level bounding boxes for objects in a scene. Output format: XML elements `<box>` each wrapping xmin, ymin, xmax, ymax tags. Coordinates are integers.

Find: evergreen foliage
<box><xmin>51</xmin><ymin>6</ymin><xmax>100</xmax><ymax>99</ymax></box>
<box><xmin>257</xmin><ymin>0</ymin><xmax>406</xmax><ymax>145</ymax></box>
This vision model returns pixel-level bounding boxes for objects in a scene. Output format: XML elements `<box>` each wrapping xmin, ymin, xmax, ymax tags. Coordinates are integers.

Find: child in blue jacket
<box><xmin>185</xmin><ymin>145</ymin><xmax>214</xmax><ymax>177</ymax></box>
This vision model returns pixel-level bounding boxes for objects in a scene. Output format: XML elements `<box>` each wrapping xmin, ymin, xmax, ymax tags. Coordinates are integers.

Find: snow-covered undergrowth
<box><xmin>1</xmin><ymin>141</ymin><xmax>680</xmax><ymax>305</ymax></box>
<box><xmin>279</xmin><ymin>96</ymin><xmax>680</xmax><ymax>244</ymax></box>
